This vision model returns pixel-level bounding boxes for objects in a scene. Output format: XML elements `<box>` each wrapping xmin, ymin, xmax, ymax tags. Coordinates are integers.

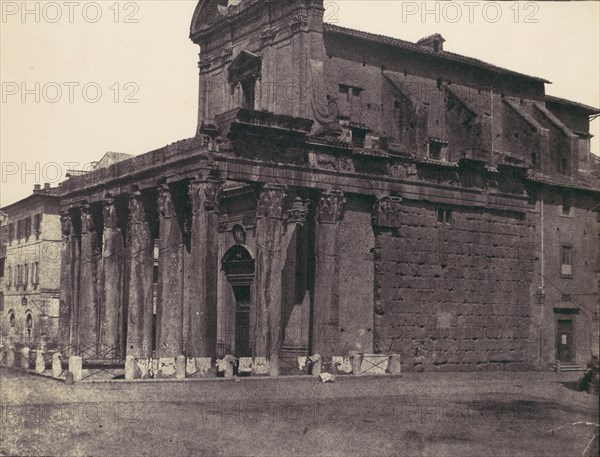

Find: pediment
<box><xmin>228</xmin><ymin>51</ymin><xmax>262</xmax><ymax>84</ymax></box>
<box><xmin>190</xmin><ymin>0</ymin><xmax>256</xmax><ymax>40</ymax></box>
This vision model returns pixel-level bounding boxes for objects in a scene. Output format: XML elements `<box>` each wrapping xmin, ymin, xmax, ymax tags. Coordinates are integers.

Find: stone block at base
<box><xmin>35</xmin><ymin>351</ymin><xmax>45</xmax><ymax>374</ymax></box>
<box><xmin>20</xmin><ymin>348</ymin><xmax>31</xmax><ymax>370</ymax></box>
<box><xmin>252</xmin><ymin>357</ymin><xmax>269</xmax><ymax>376</ymax></box>
<box><xmin>6</xmin><ymin>348</ymin><xmax>15</xmax><ymax>369</ymax></box>
<box><xmin>360</xmin><ymin>354</ymin><xmax>389</xmax><ymax>375</ymax></box>
<box><xmin>52</xmin><ymin>353</ymin><xmax>63</xmax><ymax>378</ymax></box>
<box><xmin>69</xmin><ymin>356</ymin><xmax>83</xmax><ymax>382</ymax></box>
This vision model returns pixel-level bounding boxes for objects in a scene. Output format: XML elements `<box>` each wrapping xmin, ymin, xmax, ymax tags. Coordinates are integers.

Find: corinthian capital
<box><xmin>372</xmin><ymin>196</ymin><xmax>403</xmax><ymax>228</ymax></box>
<box><xmin>157</xmin><ymin>184</ymin><xmax>176</xmax><ymax>219</ymax></box>
<box><xmin>102</xmin><ymin>198</ymin><xmax>119</xmax><ymax>229</ymax></box>
<box><xmin>80</xmin><ymin>205</ymin><xmax>95</xmax><ymax>234</ymax></box>
<box><xmin>256</xmin><ymin>185</ymin><xmax>287</xmax><ymax>219</ymax></box>
<box><xmin>317</xmin><ymin>190</ymin><xmax>345</xmax><ymax>224</ymax></box>
<box><xmin>189</xmin><ymin>179</ymin><xmax>223</xmax><ymax>214</ymax></box>
<box><xmin>60</xmin><ymin>211</ymin><xmax>72</xmax><ymax>237</ymax></box>
<box><xmin>128</xmin><ymin>191</ymin><xmax>147</xmax><ymax>225</ymax></box>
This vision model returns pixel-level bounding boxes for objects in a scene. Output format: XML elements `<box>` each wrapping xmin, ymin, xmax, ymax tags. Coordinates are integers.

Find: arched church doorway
<box><xmin>221</xmin><ymin>240</ymin><xmax>255</xmax><ymax>357</ymax></box>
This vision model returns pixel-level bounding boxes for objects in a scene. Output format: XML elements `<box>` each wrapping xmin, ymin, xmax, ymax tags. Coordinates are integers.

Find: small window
<box><xmin>531</xmin><ymin>153</ymin><xmax>537</xmax><ymax>166</ymax></box>
<box><xmin>437</xmin><ymin>208</ymin><xmax>452</xmax><ymax>224</ymax></box>
<box><xmin>16</xmin><ymin>265</ymin><xmax>21</xmax><ymax>289</ymax></box>
<box><xmin>34</xmin><ymin>262</ymin><xmax>39</xmax><ymax>287</ymax></box>
<box><xmin>352</xmin><ymin>130</ymin><xmax>367</xmax><ymax>148</ymax></box>
<box><xmin>9</xmin><ymin>310</ymin><xmax>16</xmax><ymax>328</ymax></box>
<box><xmin>8</xmin><ymin>223</ymin><xmax>14</xmax><ymax>243</ymax></box>
<box><xmin>7</xmin><ymin>266</ymin><xmax>12</xmax><ymax>288</ymax></box>
<box><xmin>338</xmin><ymin>84</ymin><xmax>349</xmax><ymax>94</ymax></box>
<box><xmin>562</xmin><ymin>193</ymin><xmax>572</xmax><ymax>216</ymax></box>
<box><xmin>560</xmin><ymin>158</ymin><xmax>568</xmax><ymax>174</ymax></box>
<box><xmin>16</xmin><ymin>220</ymin><xmax>22</xmax><ymax>241</ymax></box>
<box><xmin>23</xmin><ymin>217</ymin><xmax>31</xmax><ymax>241</ymax></box>
<box><xmin>352</xmin><ymin>87</ymin><xmax>363</xmax><ymax>97</ymax></box>
<box><xmin>241</xmin><ymin>78</ymin><xmax>255</xmax><ymax>110</ymax></box>
<box><xmin>560</xmin><ymin>245</ymin><xmax>573</xmax><ymax>277</ymax></box>
<box><xmin>0</xmin><ymin>257</ymin><xmax>4</xmax><ymax>278</ymax></box>
<box><xmin>34</xmin><ymin>214</ymin><xmax>42</xmax><ymax>239</ymax></box>
<box><xmin>23</xmin><ymin>264</ymin><xmax>28</xmax><ymax>289</ymax></box>
<box><xmin>0</xmin><ymin>292</ymin><xmax>3</xmax><ymax>312</ymax></box>
<box><xmin>429</xmin><ymin>142</ymin><xmax>442</xmax><ymax>160</ymax></box>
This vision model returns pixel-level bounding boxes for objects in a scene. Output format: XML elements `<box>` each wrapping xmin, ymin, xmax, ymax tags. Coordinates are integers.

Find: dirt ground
<box><xmin>1</xmin><ymin>368</ymin><xmax>598</xmax><ymax>457</ymax></box>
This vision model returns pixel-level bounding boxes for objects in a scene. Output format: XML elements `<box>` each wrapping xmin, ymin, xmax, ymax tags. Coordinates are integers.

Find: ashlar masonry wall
<box><xmin>373</xmin><ymin>200</ymin><xmax>537</xmax><ymax>372</ymax></box>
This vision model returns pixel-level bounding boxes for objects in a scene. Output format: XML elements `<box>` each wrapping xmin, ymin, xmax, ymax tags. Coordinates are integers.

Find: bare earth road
<box><xmin>1</xmin><ymin>368</ymin><xmax>598</xmax><ymax>457</ymax></box>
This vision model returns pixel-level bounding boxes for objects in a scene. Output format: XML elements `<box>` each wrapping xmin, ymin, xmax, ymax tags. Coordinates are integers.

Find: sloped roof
<box><xmin>93</xmin><ymin>152</ymin><xmax>134</xmax><ymax>170</ymax></box>
<box><xmin>324</xmin><ymin>24</ymin><xmax>550</xmax><ymax>84</ymax></box>
<box><xmin>545</xmin><ymin>95</ymin><xmax>600</xmax><ymax>115</ymax></box>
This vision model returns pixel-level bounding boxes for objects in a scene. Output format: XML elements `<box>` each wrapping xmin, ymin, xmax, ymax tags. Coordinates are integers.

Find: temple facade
<box><xmin>55</xmin><ymin>0</ymin><xmax>599</xmax><ymax>374</ymax></box>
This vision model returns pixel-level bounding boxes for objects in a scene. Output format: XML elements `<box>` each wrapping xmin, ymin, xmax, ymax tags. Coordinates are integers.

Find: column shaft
<box><xmin>156</xmin><ymin>185</ymin><xmax>184</xmax><ymax>357</ymax></box>
<box><xmin>188</xmin><ymin>180</ymin><xmax>222</xmax><ymax>357</ymax></box>
<box><xmin>252</xmin><ymin>185</ymin><xmax>287</xmax><ymax>358</ymax></box>
<box><xmin>58</xmin><ymin>212</ymin><xmax>75</xmax><ymax>353</ymax></box>
<box><xmin>311</xmin><ymin>190</ymin><xmax>345</xmax><ymax>356</ymax></box>
<box><xmin>79</xmin><ymin>205</ymin><xmax>100</xmax><ymax>354</ymax></box>
<box><xmin>100</xmin><ymin>198</ymin><xmax>125</xmax><ymax>356</ymax></box>
<box><xmin>125</xmin><ymin>192</ymin><xmax>154</xmax><ymax>358</ymax></box>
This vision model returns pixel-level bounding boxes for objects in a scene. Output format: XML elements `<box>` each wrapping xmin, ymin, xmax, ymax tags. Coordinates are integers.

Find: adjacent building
<box><xmin>0</xmin><ymin>184</ymin><xmax>62</xmax><ymax>350</ymax></box>
<box><xmin>52</xmin><ymin>0</ymin><xmax>599</xmax><ymax>374</ymax></box>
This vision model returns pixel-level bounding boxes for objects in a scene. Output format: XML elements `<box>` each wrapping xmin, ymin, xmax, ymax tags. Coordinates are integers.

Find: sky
<box><xmin>1</xmin><ymin>0</ymin><xmax>599</xmax><ymax>207</ymax></box>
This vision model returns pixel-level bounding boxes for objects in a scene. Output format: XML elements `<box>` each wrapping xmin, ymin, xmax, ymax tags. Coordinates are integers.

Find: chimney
<box><xmin>33</xmin><ymin>184</ymin><xmax>41</xmax><ymax>192</ymax></box>
<box><xmin>44</xmin><ymin>183</ymin><xmax>51</xmax><ymax>190</ymax></box>
<box><xmin>417</xmin><ymin>34</ymin><xmax>445</xmax><ymax>52</ymax></box>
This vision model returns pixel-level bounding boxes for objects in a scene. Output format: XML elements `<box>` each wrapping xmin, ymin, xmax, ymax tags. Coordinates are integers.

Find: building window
<box><xmin>0</xmin><ymin>257</ymin><xmax>4</xmax><ymax>278</ymax></box>
<box><xmin>429</xmin><ymin>142</ymin><xmax>442</xmax><ymax>160</ymax></box>
<box><xmin>34</xmin><ymin>262</ymin><xmax>39</xmax><ymax>288</ymax></box>
<box><xmin>23</xmin><ymin>217</ymin><xmax>31</xmax><ymax>241</ymax></box>
<box><xmin>437</xmin><ymin>208</ymin><xmax>452</xmax><ymax>224</ymax></box>
<box><xmin>561</xmin><ymin>193</ymin><xmax>572</xmax><ymax>216</ymax></box>
<box><xmin>8</xmin><ymin>223</ymin><xmax>14</xmax><ymax>243</ymax></box>
<box><xmin>0</xmin><ymin>292</ymin><xmax>3</xmax><ymax>312</ymax></box>
<box><xmin>352</xmin><ymin>129</ymin><xmax>367</xmax><ymax>148</ymax></box>
<box><xmin>23</xmin><ymin>264</ymin><xmax>28</xmax><ymax>289</ymax></box>
<box><xmin>560</xmin><ymin>245</ymin><xmax>573</xmax><ymax>277</ymax></box>
<box><xmin>240</xmin><ymin>78</ymin><xmax>256</xmax><ymax>110</ymax></box>
<box><xmin>531</xmin><ymin>153</ymin><xmax>537</xmax><ymax>166</ymax></box>
<box><xmin>16</xmin><ymin>220</ymin><xmax>22</xmax><ymax>241</ymax></box>
<box><xmin>34</xmin><ymin>214</ymin><xmax>42</xmax><ymax>239</ymax></box>
<box><xmin>7</xmin><ymin>266</ymin><xmax>12</xmax><ymax>288</ymax></box>
<box><xmin>8</xmin><ymin>310</ymin><xmax>15</xmax><ymax>328</ymax></box>
<box><xmin>560</xmin><ymin>158</ymin><xmax>568</xmax><ymax>174</ymax></box>
<box><xmin>16</xmin><ymin>265</ymin><xmax>21</xmax><ymax>289</ymax></box>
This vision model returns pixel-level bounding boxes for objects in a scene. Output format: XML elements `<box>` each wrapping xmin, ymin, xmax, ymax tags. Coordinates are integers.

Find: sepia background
<box><xmin>1</xmin><ymin>0</ymin><xmax>599</xmax><ymax>206</ymax></box>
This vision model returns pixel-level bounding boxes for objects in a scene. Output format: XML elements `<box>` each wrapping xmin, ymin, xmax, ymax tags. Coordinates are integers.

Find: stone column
<box><xmin>281</xmin><ymin>197</ymin><xmax>311</xmax><ymax>359</ymax></box>
<box><xmin>79</xmin><ymin>204</ymin><xmax>100</xmax><ymax>354</ymax></box>
<box><xmin>188</xmin><ymin>178</ymin><xmax>222</xmax><ymax>357</ymax></box>
<box><xmin>125</xmin><ymin>191</ymin><xmax>154</xmax><ymax>358</ymax></box>
<box><xmin>156</xmin><ymin>184</ymin><xmax>184</xmax><ymax>358</ymax></box>
<box><xmin>100</xmin><ymin>197</ymin><xmax>124</xmax><ymax>357</ymax></box>
<box><xmin>58</xmin><ymin>211</ymin><xmax>76</xmax><ymax>354</ymax></box>
<box><xmin>311</xmin><ymin>190</ymin><xmax>346</xmax><ymax>357</ymax></box>
<box><xmin>252</xmin><ymin>185</ymin><xmax>287</xmax><ymax>359</ymax></box>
